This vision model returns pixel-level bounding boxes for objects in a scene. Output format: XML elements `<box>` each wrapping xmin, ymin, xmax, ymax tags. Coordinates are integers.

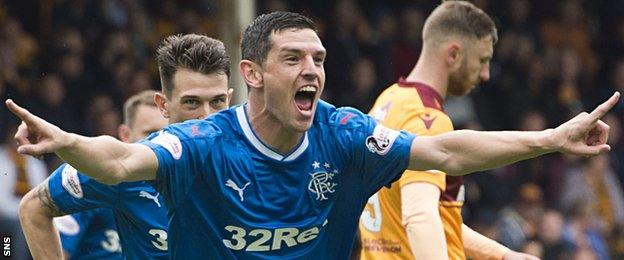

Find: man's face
<box><xmin>167</xmin><ymin>68</ymin><xmax>230</xmax><ymax>123</ymax></box>
<box><xmin>127</xmin><ymin>105</ymin><xmax>168</xmax><ymax>142</ymax></box>
<box><xmin>260</xmin><ymin>28</ymin><xmax>326</xmax><ymax>132</ymax></box>
<box><xmin>448</xmin><ymin>35</ymin><xmax>493</xmax><ymax>96</ymax></box>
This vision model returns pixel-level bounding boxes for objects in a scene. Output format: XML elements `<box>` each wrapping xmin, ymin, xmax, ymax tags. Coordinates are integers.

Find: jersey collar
<box><xmin>235</xmin><ymin>105</ymin><xmax>309</xmax><ymax>162</ymax></box>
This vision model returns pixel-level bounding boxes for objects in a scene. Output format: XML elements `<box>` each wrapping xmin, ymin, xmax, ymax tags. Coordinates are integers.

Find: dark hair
<box><xmin>123</xmin><ymin>90</ymin><xmax>157</xmax><ymax>127</ymax></box>
<box><xmin>423</xmin><ymin>0</ymin><xmax>498</xmax><ymax>43</ymax></box>
<box><xmin>241</xmin><ymin>11</ymin><xmax>317</xmax><ymax>65</ymax></box>
<box><xmin>156</xmin><ymin>34</ymin><xmax>230</xmax><ymax>97</ymax></box>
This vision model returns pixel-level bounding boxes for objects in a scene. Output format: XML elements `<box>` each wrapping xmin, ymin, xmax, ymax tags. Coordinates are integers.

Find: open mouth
<box><xmin>294</xmin><ymin>85</ymin><xmax>317</xmax><ymax>112</ymax></box>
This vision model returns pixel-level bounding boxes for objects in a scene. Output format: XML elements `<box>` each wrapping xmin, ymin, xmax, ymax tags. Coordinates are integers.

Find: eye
<box><xmin>285</xmin><ymin>56</ymin><xmax>299</xmax><ymax>63</ymax></box>
<box><xmin>314</xmin><ymin>57</ymin><xmax>325</xmax><ymax>66</ymax></box>
<box><xmin>183</xmin><ymin>99</ymin><xmax>200</xmax><ymax>108</ymax></box>
<box><xmin>209</xmin><ymin>98</ymin><xmax>226</xmax><ymax>106</ymax></box>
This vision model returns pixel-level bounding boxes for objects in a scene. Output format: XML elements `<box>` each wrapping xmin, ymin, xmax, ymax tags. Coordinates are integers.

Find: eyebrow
<box><xmin>180</xmin><ymin>95</ymin><xmax>200</xmax><ymax>100</ymax></box>
<box><xmin>211</xmin><ymin>94</ymin><xmax>228</xmax><ymax>100</ymax></box>
<box><xmin>280</xmin><ymin>47</ymin><xmax>326</xmax><ymax>56</ymax></box>
<box><xmin>180</xmin><ymin>93</ymin><xmax>227</xmax><ymax>100</ymax></box>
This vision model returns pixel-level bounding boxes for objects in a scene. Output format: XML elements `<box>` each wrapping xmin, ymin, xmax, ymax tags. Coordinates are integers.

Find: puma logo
<box><xmin>225</xmin><ymin>179</ymin><xmax>251</xmax><ymax>202</ymax></box>
<box><xmin>139</xmin><ymin>191</ymin><xmax>161</xmax><ymax>207</ymax></box>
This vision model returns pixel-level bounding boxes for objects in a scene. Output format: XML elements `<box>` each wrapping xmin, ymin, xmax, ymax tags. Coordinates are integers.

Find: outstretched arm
<box><xmin>5</xmin><ymin>99</ymin><xmax>157</xmax><ymax>184</ymax></box>
<box><xmin>408</xmin><ymin>92</ymin><xmax>619</xmax><ymax>176</ymax></box>
<box><xmin>18</xmin><ymin>180</ymin><xmax>65</xmax><ymax>259</ymax></box>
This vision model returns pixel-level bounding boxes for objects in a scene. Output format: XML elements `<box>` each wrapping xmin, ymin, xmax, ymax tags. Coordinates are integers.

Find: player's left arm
<box><xmin>407</xmin><ymin>92</ymin><xmax>619</xmax><ymax>176</ymax></box>
<box><xmin>18</xmin><ymin>179</ymin><xmax>65</xmax><ymax>260</ymax></box>
<box><xmin>462</xmin><ymin>224</ymin><xmax>538</xmax><ymax>260</ymax></box>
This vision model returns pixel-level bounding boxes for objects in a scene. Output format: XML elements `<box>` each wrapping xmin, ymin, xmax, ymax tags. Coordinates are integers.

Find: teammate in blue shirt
<box><xmin>7</xmin><ymin>11</ymin><xmax>619</xmax><ymax>259</ymax></box>
<box><xmin>54</xmin><ymin>209</ymin><xmax>123</xmax><ymax>259</ymax></box>
<box><xmin>15</xmin><ymin>34</ymin><xmax>233</xmax><ymax>259</ymax></box>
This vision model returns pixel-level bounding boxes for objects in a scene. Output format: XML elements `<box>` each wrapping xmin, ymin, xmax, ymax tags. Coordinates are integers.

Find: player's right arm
<box><xmin>401</xmin><ymin>181</ymin><xmax>448</xmax><ymax>259</ymax></box>
<box><xmin>6</xmin><ymin>99</ymin><xmax>157</xmax><ymax>184</ymax></box>
<box><xmin>18</xmin><ymin>179</ymin><xmax>65</xmax><ymax>259</ymax></box>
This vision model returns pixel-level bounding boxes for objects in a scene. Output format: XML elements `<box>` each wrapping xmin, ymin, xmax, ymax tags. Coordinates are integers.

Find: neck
<box><xmin>246</xmin><ymin>95</ymin><xmax>303</xmax><ymax>154</ymax></box>
<box><xmin>404</xmin><ymin>51</ymin><xmax>449</xmax><ymax>99</ymax></box>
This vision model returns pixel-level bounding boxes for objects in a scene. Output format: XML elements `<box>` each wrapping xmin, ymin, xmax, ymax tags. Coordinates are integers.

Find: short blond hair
<box><xmin>123</xmin><ymin>90</ymin><xmax>157</xmax><ymax>127</ymax></box>
<box><xmin>422</xmin><ymin>1</ymin><xmax>497</xmax><ymax>44</ymax></box>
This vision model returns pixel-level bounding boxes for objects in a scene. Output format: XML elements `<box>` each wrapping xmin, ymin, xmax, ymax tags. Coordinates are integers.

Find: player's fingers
<box><xmin>5</xmin><ymin>99</ymin><xmax>36</xmax><ymax>124</ymax></box>
<box><xmin>590</xmin><ymin>144</ymin><xmax>612</xmax><ymax>155</ymax></box>
<box><xmin>17</xmin><ymin>144</ymin><xmax>46</xmax><ymax>156</ymax></box>
<box><xmin>14</xmin><ymin>122</ymin><xmax>31</xmax><ymax>146</ymax></box>
<box><xmin>574</xmin><ymin>143</ymin><xmax>611</xmax><ymax>156</ymax></box>
<box><xmin>597</xmin><ymin>120</ymin><xmax>610</xmax><ymax>144</ymax></box>
<box><xmin>588</xmin><ymin>92</ymin><xmax>620</xmax><ymax>123</ymax></box>
<box><xmin>599</xmin><ymin>144</ymin><xmax>612</xmax><ymax>153</ymax></box>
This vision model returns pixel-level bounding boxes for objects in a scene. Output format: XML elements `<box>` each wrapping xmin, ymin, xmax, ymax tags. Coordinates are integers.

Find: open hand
<box><xmin>5</xmin><ymin>99</ymin><xmax>71</xmax><ymax>156</ymax></box>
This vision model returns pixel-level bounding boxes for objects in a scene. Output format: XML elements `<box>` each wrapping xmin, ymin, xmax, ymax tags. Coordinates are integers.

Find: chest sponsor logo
<box><xmin>365</xmin><ymin>124</ymin><xmax>399</xmax><ymax>155</ymax></box>
<box><xmin>362</xmin><ymin>238</ymin><xmax>402</xmax><ymax>254</ymax></box>
<box><xmin>308</xmin><ymin>161</ymin><xmax>339</xmax><ymax>201</ymax></box>
<box><xmin>223</xmin><ymin>220</ymin><xmax>328</xmax><ymax>251</ymax></box>
<box><xmin>61</xmin><ymin>164</ymin><xmax>83</xmax><ymax>199</ymax></box>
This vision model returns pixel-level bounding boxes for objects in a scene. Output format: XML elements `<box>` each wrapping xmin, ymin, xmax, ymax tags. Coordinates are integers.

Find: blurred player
<box><xmin>6</xmin><ymin>11</ymin><xmax>619</xmax><ymax>259</ymax></box>
<box><xmin>54</xmin><ymin>209</ymin><xmax>122</xmax><ymax>259</ymax></box>
<box><xmin>17</xmin><ymin>34</ymin><xmax>232</xmax><ymax>259</ymax></box>
<box><xmin>359</xmin><ymin>1</ymin><xmax>537</xmax><ymax>259</ymax></box>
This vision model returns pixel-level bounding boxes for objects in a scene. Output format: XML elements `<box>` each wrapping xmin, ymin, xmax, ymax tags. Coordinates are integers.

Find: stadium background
<box><xmin>0</xmin><ymin>0</ymin><xmax>623</xmax><ymax>258</ymax></box>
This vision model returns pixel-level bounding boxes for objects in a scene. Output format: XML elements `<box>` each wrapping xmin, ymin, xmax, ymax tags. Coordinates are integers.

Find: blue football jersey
<box><xmin>140</xmin><ymin>100</ymin><xmax>416</xmax><ymax>259</ymax></box>
<box><xmin>48</xmin><ymin>164</ymin><xmax>169</xmax><ymax>259</ymax></box>
<box><xmin>54</xmin><ymin>208</ymin><xmax>123</xmax><ymax>259</ymax></box>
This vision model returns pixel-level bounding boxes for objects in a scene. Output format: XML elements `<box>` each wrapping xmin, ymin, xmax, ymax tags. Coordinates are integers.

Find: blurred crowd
<box><xmin>1</xmin><ymin>0</ymin><xmax>624</xmax><ymax>259</ymax></box>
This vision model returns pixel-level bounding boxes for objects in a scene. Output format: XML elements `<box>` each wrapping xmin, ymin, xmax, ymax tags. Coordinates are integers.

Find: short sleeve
<box><xmin>139</xmin><ymin>122</ymin><xmax>214</xmax><ymax>208</ymax></box>
<box><xmin>48</xmin><ymin>164</ymin><xmax>120</xmax><ymax>214</ymax></box>
<box><xmin>332</xmin><ymin>108</ymin><xmax>416</xmax><ymax>195</ymax></box>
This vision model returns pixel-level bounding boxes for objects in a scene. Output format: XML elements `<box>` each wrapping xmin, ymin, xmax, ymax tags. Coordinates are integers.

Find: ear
<box><xmin>154</xmin><ymin>92</ymin><xmax>169</xmax><ymax>118</ymax></box>
<box><xmin>226</xmin><ymin>88</ymin><xmax>234</xmax><ymax>107</ymax></box>
<box><xmin>118</xmin><ymin>124</ymin><xmax>132</xmax><ymax>143</ymax></box>
<box><xmin>445</xmin><ymin>42</ymin><xmax>463</xmax><ymax>71</ymax></box>
<box><xmin>240</xmin><ymin>60</ymin><xmax>263</xmax><ymax>90</ymax></box>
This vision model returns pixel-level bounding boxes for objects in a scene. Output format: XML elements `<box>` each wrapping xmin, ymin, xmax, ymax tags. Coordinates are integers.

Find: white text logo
<box><xmin>222</xmin><ymin>220</ymin><xmax>328</xmax><ymax>251</ymax></box>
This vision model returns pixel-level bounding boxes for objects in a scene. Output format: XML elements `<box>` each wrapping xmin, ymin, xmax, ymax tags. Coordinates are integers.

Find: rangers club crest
<box><xmin>308</xmin><ymin>161</ymin><xmax>339</xmax><ymax>201</ymax></box>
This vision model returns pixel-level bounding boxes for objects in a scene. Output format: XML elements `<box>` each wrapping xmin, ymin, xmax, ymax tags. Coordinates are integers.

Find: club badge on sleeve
<box><xmin>61</xmin><ymin>164</ymin><xmax>83</xmax><ymax>199</ymax></box>
<box><xmin>366</xmin><ymin>124</ymin><xmax>399</xmax><ymax>155</ymax></box>
<box><xmin>150</xmin><ymin>131</ymin><xmax>183</xmax><ymax>159</ymax></box>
